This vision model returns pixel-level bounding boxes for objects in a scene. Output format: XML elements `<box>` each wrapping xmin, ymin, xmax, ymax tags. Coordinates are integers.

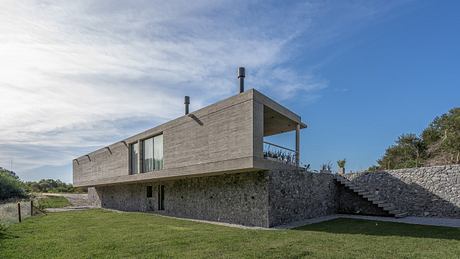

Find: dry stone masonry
<box><xmin>88</xmin><ymin>165</ymin><xmax>460</xmax><ymax>227</ymax></box>
<box><xmin>345</xmin><ymin>165</ymin><xmax>460</xmax><ymax>218</ymax></box>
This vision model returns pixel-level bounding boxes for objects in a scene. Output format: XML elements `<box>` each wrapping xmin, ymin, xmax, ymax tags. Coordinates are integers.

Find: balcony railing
<box><xmin>263</xmin><ymin>141</ymin><xmax>297</xmax><ymax>166</ymax></box>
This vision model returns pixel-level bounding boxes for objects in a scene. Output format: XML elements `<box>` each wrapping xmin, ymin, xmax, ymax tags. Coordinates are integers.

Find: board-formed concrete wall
<box><xmin>74</xmin><ymin>91</ymin><xmax>255</xmax><ymax>186</ymax></box>
<box><xmin>267</xmin><ymin>170</ymin><xmax>339</xmax><ymax>227</ymax></box>
<box><xmin>345</xmin><ymin>165</ymin><xmax>460</xmax><ymax>218</ymax></box>
<box><xmin>89</xmin><ymin>171</ymin><xmax>270</xmax><ymax>227</ymax></box>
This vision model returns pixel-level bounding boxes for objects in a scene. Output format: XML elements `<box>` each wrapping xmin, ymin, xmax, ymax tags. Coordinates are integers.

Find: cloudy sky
<box><xmin>1</xmin><ymin>1</ymin><xmax>459</xmax><ymax>182</ymax></box>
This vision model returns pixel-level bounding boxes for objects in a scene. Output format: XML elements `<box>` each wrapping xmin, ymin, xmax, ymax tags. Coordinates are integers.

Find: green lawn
<box><xmin>0</xmin><ymin>209</ymin><xmax>459</xmax><ymax>259</ymax></box>
<box><xmin>37</xmin><ymin>196</ymin><xmax>71</xmax><ymax>209</ymax></box>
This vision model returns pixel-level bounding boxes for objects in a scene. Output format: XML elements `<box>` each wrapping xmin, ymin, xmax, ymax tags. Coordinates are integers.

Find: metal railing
<box><xmin>263</xmin><ymin>141</ymin><xmax>297</xmax><ymax>166</ymax></box>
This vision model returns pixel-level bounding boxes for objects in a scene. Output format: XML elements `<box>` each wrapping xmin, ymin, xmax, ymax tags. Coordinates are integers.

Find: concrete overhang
<box><xmin>74</xmin><ymin>156</ymin><xmax>299</xmax><ymax>188</ymax></box>
<box><xmin>253</xmin><ymin>89</ymin><xmax>307</xmax><ymax>136</ymax></box>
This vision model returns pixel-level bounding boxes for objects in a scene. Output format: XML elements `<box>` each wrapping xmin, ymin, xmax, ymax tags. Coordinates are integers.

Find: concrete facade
<box><xmin>73</xmin><ymin>89</ymin><xmax>306</xmax><ymax>187</ymax></box>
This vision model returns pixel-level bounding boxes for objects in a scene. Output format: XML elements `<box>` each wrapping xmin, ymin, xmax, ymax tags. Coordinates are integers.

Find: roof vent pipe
<box><xmin>238</xmin><ymin>67</ymin><xmax>245</xmax><ymax>93</ymax></box>
<box><xmin>184</xmin><ymin>96</ymin><xmax>190</xmax><ymax>115</ymax></box>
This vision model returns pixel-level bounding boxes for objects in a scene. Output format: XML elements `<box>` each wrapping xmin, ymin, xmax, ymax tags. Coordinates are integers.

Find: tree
<box><xmin>370</xmin><ymin>107</ymin><xmax>459</xmax><ymax>170</ymax></box>
<box><xmin>422</xmin><ymin>108</ymin><xmax>460</xmax><ymax>164</ymax></box>
<box><xmin>376</xmin><ymin>134</ymin><xmax>426</xmax><ymax>170</ymax></box>
<box><xmin>0</xmin><ymin>167</ymin><xmax>26</xmax><ymax>200</ymax></box>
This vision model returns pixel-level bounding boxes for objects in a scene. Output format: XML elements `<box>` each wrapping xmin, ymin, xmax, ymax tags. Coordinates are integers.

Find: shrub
<box><xmin>0</xmin><ymin>170</ymin><xmax>26</xmax><ymax>200</ymax></box>
<box><xmin>337</xmin><ymin>159</ymin><xmax>346</xmax><ymax>168</ymax></box>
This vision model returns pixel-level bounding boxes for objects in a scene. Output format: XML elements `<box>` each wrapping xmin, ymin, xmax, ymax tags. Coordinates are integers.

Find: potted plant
<box><xmin>337</xmin><ymin>159</ymin><xmax>346</xmax><ymax>175</ymax></box>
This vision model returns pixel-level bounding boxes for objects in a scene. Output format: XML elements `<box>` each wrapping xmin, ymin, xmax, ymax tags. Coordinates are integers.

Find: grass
<box><xmin>0</xmin><ymin>209</ymin><xmax>459</xmax><ymax>259</ymax></box>
<box><xmin>37</xmin><ymin>196</ymin><xmax>71</xmax><ymax>209</ymax></box>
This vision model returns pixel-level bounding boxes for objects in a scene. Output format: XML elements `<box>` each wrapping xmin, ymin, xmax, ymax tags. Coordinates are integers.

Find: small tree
<box><xmin>337</xmin><ymin>159</ymin><xmax>346</xmax><ymax>175</ymax></box>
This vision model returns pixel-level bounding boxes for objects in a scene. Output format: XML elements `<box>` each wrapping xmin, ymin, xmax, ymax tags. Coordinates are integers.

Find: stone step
<box><xmin>376</xmin><ymin>202</ymin><xmax>391</xmax><ymax>207</ymax></box>
<box><xmin>363</xmin><ymin>194</ymin><xmax>377</xmax><ymax>200</ymax></box>
<box><xmin>334</xmin><ymin>176</ymin><xmax>408</xmax><ymax>218</ymax></box>
<box><xmin>381</xmin><ymin>205</ymin><xmax>396</xmax><ymax>211</ymax></box>
<box><xmin>394</xmin><ymin>212</ymin><xmax>408</xmax><ymax>218</ymax></box>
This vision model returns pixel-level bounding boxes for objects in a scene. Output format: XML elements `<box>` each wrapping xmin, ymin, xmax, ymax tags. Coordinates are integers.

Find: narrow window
<box><xmin>146</xmin><ymin>186</ymin><xmax>153</xmax><ymax>198</ymax></box>
<box><xmin>158</xmin><ymin>185</ymin><xmax>165</xmax><ymax>210</ymax></box>
<box><xmin>143</xmin><ymin>138</ymin><xmax>154</xmax><ymax>172</ymax></box>
<box><xmin>130</xmin><ymin>142</ymin><xmax>139</xmax><ymax>174</ymax></box>
<box><xmin>154</xmin><ymin>134</ymin><xmax>164</xmax><ymax>170</ymax></box>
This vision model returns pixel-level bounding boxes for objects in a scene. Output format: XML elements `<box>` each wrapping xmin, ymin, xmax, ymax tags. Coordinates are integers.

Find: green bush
<box><xmin>0</xmin><ymin>169</ymin><xmax>26</xmax><ymax>200</ymax></box>
<box><xmin>24</xmin><ymin>179</ymin><xmax>86</xmax><ymax>193</ymax></box>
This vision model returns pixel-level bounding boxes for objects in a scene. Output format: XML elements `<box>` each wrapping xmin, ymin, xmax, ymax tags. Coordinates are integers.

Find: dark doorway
<box><xmin>146</xmin><ymin>186</ymin><xmax>153</xmax><ymax>198</ymax></box>
<box><xmin>158</xmin><ymin>185</ymin><xmax>165</xmax><ymax>210</ymax></box>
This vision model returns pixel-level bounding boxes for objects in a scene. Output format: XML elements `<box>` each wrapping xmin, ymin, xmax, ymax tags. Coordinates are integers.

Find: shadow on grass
<box><xmin>294</xmin><ymin>218</ymin><xmax>460</xmax><ymax>240</ymax></box>
<box><xmin>0</xmin><ymin>230</ymin><xmax>18</xmax><ymax>241</ymax></box>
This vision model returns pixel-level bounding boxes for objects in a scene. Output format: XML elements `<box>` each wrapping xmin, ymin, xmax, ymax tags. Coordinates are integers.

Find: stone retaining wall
<box><xmin>337</xmin><ymin>184</ymin><xmax>390</xmax><ymax>216</ymax></box>
<box><xmin>267</xmin><ymin>170</ymin><xmax>338</xmax><ymax>227</ymax></box>
<box><xmin>89</xmin><ymin>171</ymin><xmax>270</xmax><ymax>227</ymax></box>
<box><xmin>345</xmin><ymin>165</ymin><xmax>460</xmax><ymax>218</ymax></box>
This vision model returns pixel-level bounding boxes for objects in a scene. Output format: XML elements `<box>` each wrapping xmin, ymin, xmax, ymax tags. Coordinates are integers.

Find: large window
<box><xmin>142</xmin><ymin>134</ymin><xmax>164</xmax><ymax>172</ymax></box>
<box><xmin>130</xmin><ymin>142</ymin><xmax>139</xmax><ymax>174</ymax></box>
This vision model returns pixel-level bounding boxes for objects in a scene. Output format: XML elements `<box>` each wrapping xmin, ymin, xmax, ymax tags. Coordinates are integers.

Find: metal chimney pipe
<box><xmin>184</xmin><ymin>96</ymin><xmax>190</xmax><ymax>115</ymax></box>
<box><xmin>238</xmin><ymin>67</ymin><xmax>245</xmax><ymax>93</ymax></box>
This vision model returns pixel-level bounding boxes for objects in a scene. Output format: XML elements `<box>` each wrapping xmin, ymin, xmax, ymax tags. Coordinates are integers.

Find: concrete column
<box><xmin>295</xmin><ymin>123</ymin><xmax>300</xmax><ymax>166</ymax></box>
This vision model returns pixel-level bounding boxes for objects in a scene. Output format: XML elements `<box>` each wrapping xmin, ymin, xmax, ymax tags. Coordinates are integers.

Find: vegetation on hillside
<box><xmin>0</xmin><ymin>168</ymin><xmax>85</xmax><ymax>201</ymax></box>
<box><xmin>371</xmin><ymin>107</ymin><xmax>460</xmax><ymax>170</ymax></box>
<box><xmin>24</xmin><ymin>179</ymin><xmax>85</xmax><ymax>194</ymax></box>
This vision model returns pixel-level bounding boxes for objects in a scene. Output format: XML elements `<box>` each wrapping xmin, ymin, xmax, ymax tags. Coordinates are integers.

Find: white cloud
<box><xmin>0</xmin><ymin>0</ymin><xmax>408</xmax><ymax>180</ymax></box>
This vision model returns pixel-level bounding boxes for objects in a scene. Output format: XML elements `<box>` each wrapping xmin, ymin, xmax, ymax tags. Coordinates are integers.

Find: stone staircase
<box><xmin>334</xmin><ymin>175</ymin><xmax>408</xmax><ymax>218</ymax></box>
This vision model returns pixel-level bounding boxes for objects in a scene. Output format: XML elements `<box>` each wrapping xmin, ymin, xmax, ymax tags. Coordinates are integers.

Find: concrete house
<box><xmin>73</xmin><ymin>68</ymin><xmax>324</xmax><ymax>227</ymax></box>
<box><xmin>73</xmin><ymin>68</ymin><xmax>459</xmax><ymax>227</ymax></box>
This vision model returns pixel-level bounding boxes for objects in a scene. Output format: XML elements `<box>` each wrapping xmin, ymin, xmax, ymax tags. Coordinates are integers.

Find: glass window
<box><xmin>130</xmin><ymin>142</ymin><xmax>139</xmax><ymax>174</ymax></box>
<box><xmin>143</xmin><ymin>138</ymin><xmax>154</xmax><ymax>172</ymax></box>
<box><xmin>154</xmin><ymin>134</ymin><xmax>164</xmax><ymax>170</ymax></box>
<box><xmin>140</xmin><ymin>134</ymin><xmax>163</xmax><ymax>173</ymax></box>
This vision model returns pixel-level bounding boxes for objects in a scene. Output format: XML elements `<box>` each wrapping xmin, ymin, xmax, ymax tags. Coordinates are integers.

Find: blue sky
<box><xmin>0</xmin><ymin>1</ymin><xmax>458</xmax><ymax>182</ymax></box>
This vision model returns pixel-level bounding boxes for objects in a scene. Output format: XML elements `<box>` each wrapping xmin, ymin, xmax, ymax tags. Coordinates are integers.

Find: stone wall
<box><xmin>337</xmin><ymin>185</ymin><xmax>389</xmax><ymax>216</ymax></box>
<box><xmin>89</xmin><ymin>171</ymin><xmax>270</xmax><ymax>227</ymax></box>
<box><xmin>345</xmin><ymin>165</ymin><xmax>460</xmax><ymax>218</ymax></box>
<box><xmin>267</xmin><ymin>170</ymin><xmax>338</xmax><ymax>227</ymax></box>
